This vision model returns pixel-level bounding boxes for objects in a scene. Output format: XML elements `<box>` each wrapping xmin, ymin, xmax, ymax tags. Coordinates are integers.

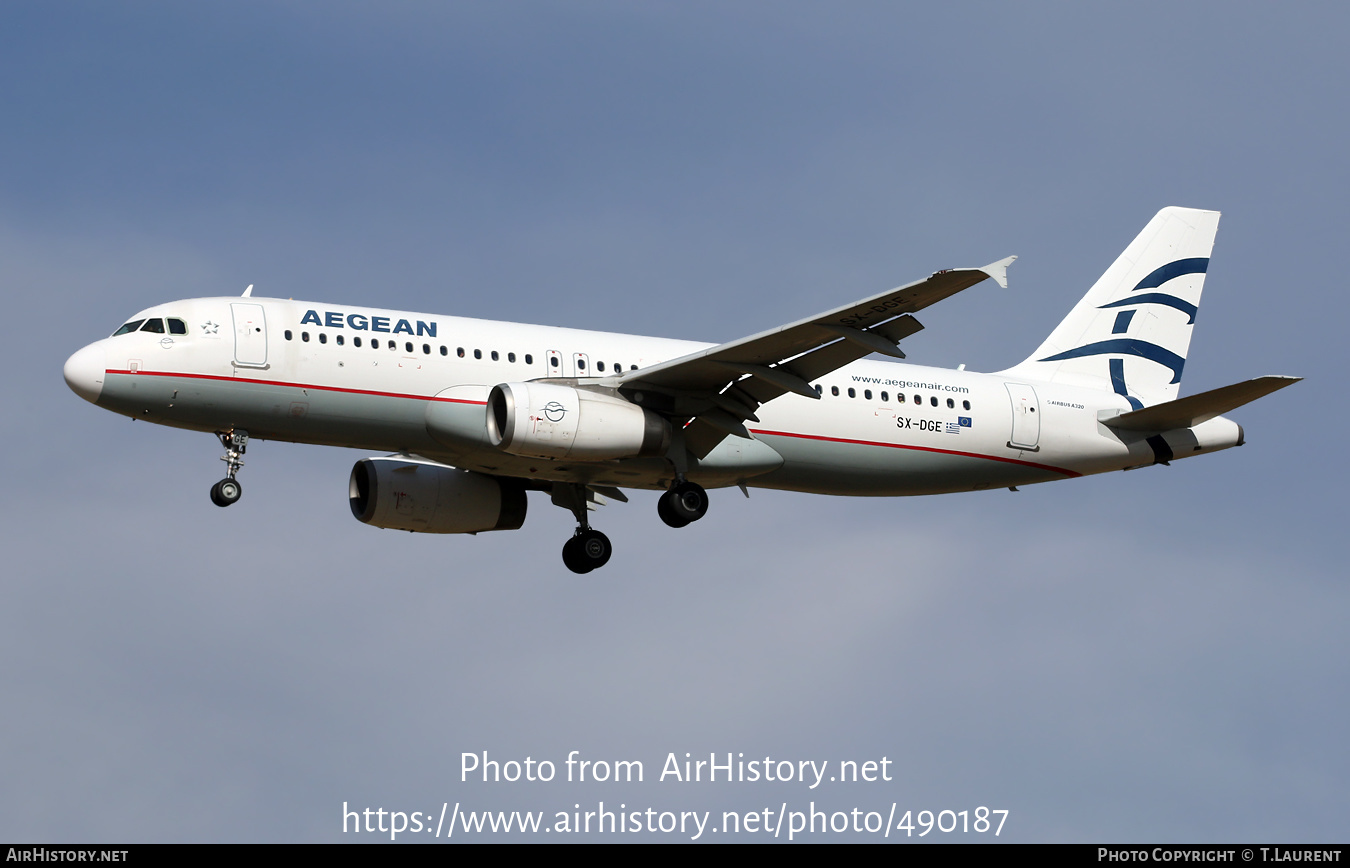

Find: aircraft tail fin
<box><xmin>1000</xmin><ymin>207</ymin><xmax>1221</xmax><ymax>408</ymax></box>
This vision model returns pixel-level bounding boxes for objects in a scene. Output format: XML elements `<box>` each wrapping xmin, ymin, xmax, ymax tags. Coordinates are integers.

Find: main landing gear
<box><xmin>210</xmin><ymin>429</ymin><xmax>248</xmax><ymax>508</ymax></box>
<box><xmin>657</xmin><ymin>479</ymin><xmax>708</xmax><ymax>528</ymax></box>
<box><xmin>553</xmin><ymin>483</ymin><xmax>612</xmax><ymax>574</ymax></box>
<box><xmin>551</xmin><ymin>478</ymin><xmax>708</xmax><ymax>574</ymax></box>
<box><xmin>562</xmin><ymin>528</ymin><xmax>612</xmax><ymax>575</ymax></box>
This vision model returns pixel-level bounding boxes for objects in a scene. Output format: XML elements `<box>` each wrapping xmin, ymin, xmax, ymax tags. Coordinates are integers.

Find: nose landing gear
<box><xmin>210</xmin><ymin>429</ymin><xmax>249</xmax><ymax>508</ymax></box>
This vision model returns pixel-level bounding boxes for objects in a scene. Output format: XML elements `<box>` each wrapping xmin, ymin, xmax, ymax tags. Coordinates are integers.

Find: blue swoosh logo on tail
<box><xmin>1132</xmin><ymin>258</ymin><xmax>1208</xmax><ymax>291</ymax></box>
<box><xmin>1099</xmin><ymin>293</ymin><xmax>1198</xmax><ymax>324</ymax></box>
<box><xmin>1039</xmin><ymin>339</ymin><xmax>1186</xmax><ymax>384</ymax></box>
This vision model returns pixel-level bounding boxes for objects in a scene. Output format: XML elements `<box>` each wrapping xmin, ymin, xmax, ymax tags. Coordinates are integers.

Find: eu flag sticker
<box><xmin>958</xmin><ymin>416</ymin><xmax>972</xmax><ymax>427</ymax></box>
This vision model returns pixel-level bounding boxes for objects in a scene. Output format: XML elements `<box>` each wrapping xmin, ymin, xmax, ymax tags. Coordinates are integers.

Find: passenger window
<box><xmin>284</xmin><ymin>330</ymin><xmax>293</xmax><ymax>341</ymax></box>
<box><xmin>630</xmin><ymin>365</ymin><xmax>637</xmax><ymax>371</ymax></box>
<box><xmin>354</xmin><ymin>337</ymin><xmax>362</xmax><ymax>348</ymax></box>
<box><xmin>113</xmin><ymin>320</ymin><xmax>145</xmax><ymax>336</ymax></box>
<box><xmin>963</xmin><ymin>400</ymin><xmax>971</xmax><ymax>411</ymax></box>
<box><xmin>577</xmin><ymin>359</ymin><xmax>587</xmax><ymax>371</ymax></box>
<box><xmin>913</xmin><ymin>394</ymin><xmax>920</xmax><ymax>405</ymax></box>
<box><xmin>168</xmin><ymin>319</ymin><xmax>188</xmax><ymax>335</ymax></box>
<box><xmin>881</xmin><ymin>391</ymin><xmax>888</xmax><ymax>402</ymax></box>
<box><xmin>848</xmin><ymin>388</ymin><xmax>856</xmax><ymax>398</ymax></box>
<box><xmin>403</xmin><ymin>342</ymin><xmax>412</xmax><ymax>353</ymax></box>
<box><xmin>302</xmin><ymin>332</ymin><xmax>310</xmax><ymax>342</ymax></box>
<box><xmin>457</xmin><ymin>347</ymin><xmax>465</xmax><ymax>358</ymax></box>
<box><xmin>336</xmin><ymin>335</ymin><xmax>344</xmax><ymax>346</ymax></box>
<box><xmin>423</xmin><ymin>344</ymin><xmax>430</xmax><ymax>355</ymax></box>
<box><xmin>474</xmin><ymin>349</ymin><xmax>482</xmax><ymax>360</ymax></box>
<box><xmin>491</xmin><ymin>350</ymin><xmax>499</xmax><ymax>361</ymax></box>
<box><xmin>898</xmin><ymin>393</ymin><xmax>905</xmax><ymax>404</ymax></box>
<box><xmin>550</xmin><ymin>356</ymin><xmax>559</xmax><ymax>368</ymax></box>
<box><xmin>319</xmin><ymin>333</ymin><xmax>327</xmax><ymax>344</ymax></box>
<box><xmin>831</xmin><ymin>386</ymin><xmax>839</xmax><ymax>396</ymax></box>
<box><xmin>930</xmin><ymin>396</ymin><xmax>938</xmax><ymax>407</ymax></box>
<box><xmin>525</xmin><ymin>354</ymin><xmax>533</xmax><ymax>365</ymax></box>
<box><xmin>140</xmin><ymin>318</ymin><xmax>165</xmax><ymax>334</ymax></box>
<box><xmin>388</xmin><ymin>340</ymin><xmax>396</xmax><ymax>350</ymax></box>
<box><xmin>508</xmin><ymin>352</ymin><xmax>516</xmax><ymax>363</ymax></box>
<box><xmin>947</xmin><ymin>398</ymin><xmax>954</xmax><ymax>409</ymax></box>
<box><xmin>440</xmin><ymin>346</ymin><xmax>447</xmax><ymax>356</ymax></box>
<box><xmin>814</xmin><ymin>385</ymin><xmax>822</xmax><ymax>395</ymax></box>
<box><xmin>864</xmin><ymin>389</ymin><xmax>872</xmax><ymax>400</ymax></box>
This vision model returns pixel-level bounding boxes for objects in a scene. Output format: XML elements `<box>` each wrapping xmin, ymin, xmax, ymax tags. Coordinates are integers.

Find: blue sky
<box><xmin>2</xmin><ymin>2</ymin><xmax>1345</xmax><ymax>842</ymax></box>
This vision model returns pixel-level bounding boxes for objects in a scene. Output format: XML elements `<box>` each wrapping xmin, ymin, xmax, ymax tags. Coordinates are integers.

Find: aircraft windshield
<box><xmin>112</xmin><ymin>317</ymin><xmax>187</xmax><ymax>336</ymax></box>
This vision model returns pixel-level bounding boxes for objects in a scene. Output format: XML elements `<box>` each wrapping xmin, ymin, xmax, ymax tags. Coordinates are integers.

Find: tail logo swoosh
<box><xmin>1131</xmin><ymin>257</ymin><xmax>1209</xmax><ymax>291</ymax></box>
<box><xmin>1038</xmin><ymin>339</ymin><xmax>1186</xmax><ymax>384</ymax></box>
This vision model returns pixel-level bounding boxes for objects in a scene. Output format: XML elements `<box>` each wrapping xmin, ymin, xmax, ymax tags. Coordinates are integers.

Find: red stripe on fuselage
<box><xmin>103</xmin><ymin>369</ymin><xmax>488</xmax><ymax>405</ymax></box>
<box><xmin>104</xmin><ymin>369</ymin><xmax>1078</xmax><ymax>477</ymax></box>
<box><xmin>748</xmin><ymin>427</ymin><xmax>1080</xmax><ymax>477</ymax></box>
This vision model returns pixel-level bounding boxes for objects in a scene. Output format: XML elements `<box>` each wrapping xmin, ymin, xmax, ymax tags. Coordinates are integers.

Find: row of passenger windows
<box><xmin>815</xmin><ymin>384</ymin><xmax>971</xmax><ymax>411</ymax></box>
<box><xmin>282</xmin><ymin>330</ymin><xmax>641</xmax><ymax>372</ymax></box>
<box><xmin>113</xmin><ymin>318</ymin><xmax>188</xmax><ymax>336</ymax></box>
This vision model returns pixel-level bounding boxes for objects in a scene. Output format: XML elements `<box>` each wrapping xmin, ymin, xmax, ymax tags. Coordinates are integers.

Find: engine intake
<box><xmin>349</xmin><ymin>457</ymin><xmax>527</xmax><ymax>534</ymax></box>
<box><xmin>486</xmin><ymin>382</ymin><xmax>671</xmax><ymax>460</ymax></box>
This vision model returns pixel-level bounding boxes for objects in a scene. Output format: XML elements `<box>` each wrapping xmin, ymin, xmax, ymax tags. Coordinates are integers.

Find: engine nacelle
<box><xmin>349</xmin><ymin>457</ymin><xmax>527</xmax><ymax>534</ymax></box>
<box><xmin>486</xmin><ymin>382</ymin><xmax>671</xmax><ymax>460</ymax></box>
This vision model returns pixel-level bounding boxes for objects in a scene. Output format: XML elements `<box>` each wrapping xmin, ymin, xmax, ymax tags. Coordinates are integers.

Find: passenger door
<box><xmin>231</xmin><ymin>303</ymin><xmax>268</xmax><ymax>368</ymax></box>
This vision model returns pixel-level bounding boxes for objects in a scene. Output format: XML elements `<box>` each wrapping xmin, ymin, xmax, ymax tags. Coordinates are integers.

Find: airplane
<box><xmin>64</xmin><ymin>207</ymin><xmax>1298</xmax><ymax>573</ymax></box>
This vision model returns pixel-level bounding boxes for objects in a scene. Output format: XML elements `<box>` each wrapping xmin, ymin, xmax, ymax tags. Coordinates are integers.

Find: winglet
<box><xmin>980</xmin><ymin>256</ymin><xmax>1017</xmax><ymax>289</ymax></box>
<box><xmin>241</xmin><ymin>284</ymin><xmax>254</xmax><ymax>298</ymax></box>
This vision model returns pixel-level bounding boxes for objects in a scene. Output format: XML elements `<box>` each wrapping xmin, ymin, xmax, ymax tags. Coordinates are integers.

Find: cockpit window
<box><xmin>113</xmin><ymin>320</ymin><xmax>145</xmax><ymax>336</ymax></box>
<box><xmin>140</xmin><ymin>318</ymin><xmax>165</xmax><ymax>334</ymax></box>
<box><xmin>167</xmin><ymin>318</ymin><xmax>187</xmax><ymax>335</ymax></box>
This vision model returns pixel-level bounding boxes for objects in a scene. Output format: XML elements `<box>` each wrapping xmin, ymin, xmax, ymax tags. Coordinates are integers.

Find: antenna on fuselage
<box><xmin>241</xmin><ymin>284</ymin><xmax>254</xmax><ymax>297</ymax></box>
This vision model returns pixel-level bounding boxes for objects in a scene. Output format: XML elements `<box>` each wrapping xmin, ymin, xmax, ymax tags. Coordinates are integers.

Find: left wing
<box><xmin>613</xmin><ymin>257</ymin><xmax>1016</xmax><ymax>457</ymax></box>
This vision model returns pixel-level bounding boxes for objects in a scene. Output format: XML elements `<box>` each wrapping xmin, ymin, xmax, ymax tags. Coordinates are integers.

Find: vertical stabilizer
<box><xmin>1000</xmin><ymin>207</ymin><xmax>1220</xmax><ymax>408</ymax></box>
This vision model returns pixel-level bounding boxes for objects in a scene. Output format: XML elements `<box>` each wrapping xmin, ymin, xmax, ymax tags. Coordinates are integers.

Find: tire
<box><xmin>657</xmin><ymin>492</ymin><xmax>691</xmax><ymax>528</ymax></box>
<box><xmin>576</xmin><ymin>529</ymin><xmax>612</xmax><ymax>569</ymax></box>
<box><xmin>663</xmin><ymin>481</ymin><xmax>708</xmax><ymax>524</ymax></box>
<box><xmin>562</xmin><ymin>536</ymin><xmax>594</xmax><ymax>574</ymax></box>
<box><xmin>211</xmin><ymin>478</ymin><xmax>242</xmax><ymax>507</ymax></box>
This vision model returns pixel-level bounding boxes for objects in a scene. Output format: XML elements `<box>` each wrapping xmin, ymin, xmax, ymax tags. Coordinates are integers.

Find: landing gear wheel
<box><xmin>659</xmin><ymin>481</ymin><xmax>708</xmax><ymax>527</ymax></box>
<box><xmin>210</xmin><ymin>478</ymin><xmax>242</xmax><ymax>507</ymax></box>
<box><xmin>657</xmin><ymin>494</ymin><xmax>690</xmax><ymax>528</ymax></box>
<box><xmin>562</xmin><ymin>529</ymin><xmax>612</xmax><ymax>574</ymax></box>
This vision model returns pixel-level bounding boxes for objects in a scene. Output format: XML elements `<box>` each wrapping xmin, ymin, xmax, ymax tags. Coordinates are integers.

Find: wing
<box><xmin>613</xmin><ymin>256</ymin><xmax>1016</xmax><ymax>458</ymax></box>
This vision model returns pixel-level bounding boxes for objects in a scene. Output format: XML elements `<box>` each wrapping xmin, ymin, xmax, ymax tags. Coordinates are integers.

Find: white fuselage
<box><xmin>63</xmin><ymin>296</ymin><xmax>1244</xmax><ymax>497</ymax></box>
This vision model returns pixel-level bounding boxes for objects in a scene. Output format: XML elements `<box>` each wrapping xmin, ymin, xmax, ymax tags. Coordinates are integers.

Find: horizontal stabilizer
<box><xmin>1103</xmin><ymin>376</ymin><xmax>1301</xmax><ymax>432</ymax></box>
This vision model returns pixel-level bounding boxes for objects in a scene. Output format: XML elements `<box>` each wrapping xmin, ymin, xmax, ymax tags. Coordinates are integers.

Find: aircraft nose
<box><xmin>64</xmin><ymin>342</ymin><xmax>105</xmax><ymax>404</ymax></box>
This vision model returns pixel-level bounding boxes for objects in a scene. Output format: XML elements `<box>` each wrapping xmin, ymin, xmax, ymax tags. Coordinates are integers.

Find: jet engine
<box><xmin>349</xmin><ymin>456</ymin><xmax>527</xmax><ymax>534</ymax></box>
<box><xmin>486</xmin><ymin>382</ymin><xmax>671</xmax><ymax>460</ymax></box>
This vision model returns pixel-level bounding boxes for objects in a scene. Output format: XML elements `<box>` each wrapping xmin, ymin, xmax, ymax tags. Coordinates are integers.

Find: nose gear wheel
<box><xmin>210</xmin><ymin>429</ymin><xmax>249</xmax><ymax>507</ymax></box>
